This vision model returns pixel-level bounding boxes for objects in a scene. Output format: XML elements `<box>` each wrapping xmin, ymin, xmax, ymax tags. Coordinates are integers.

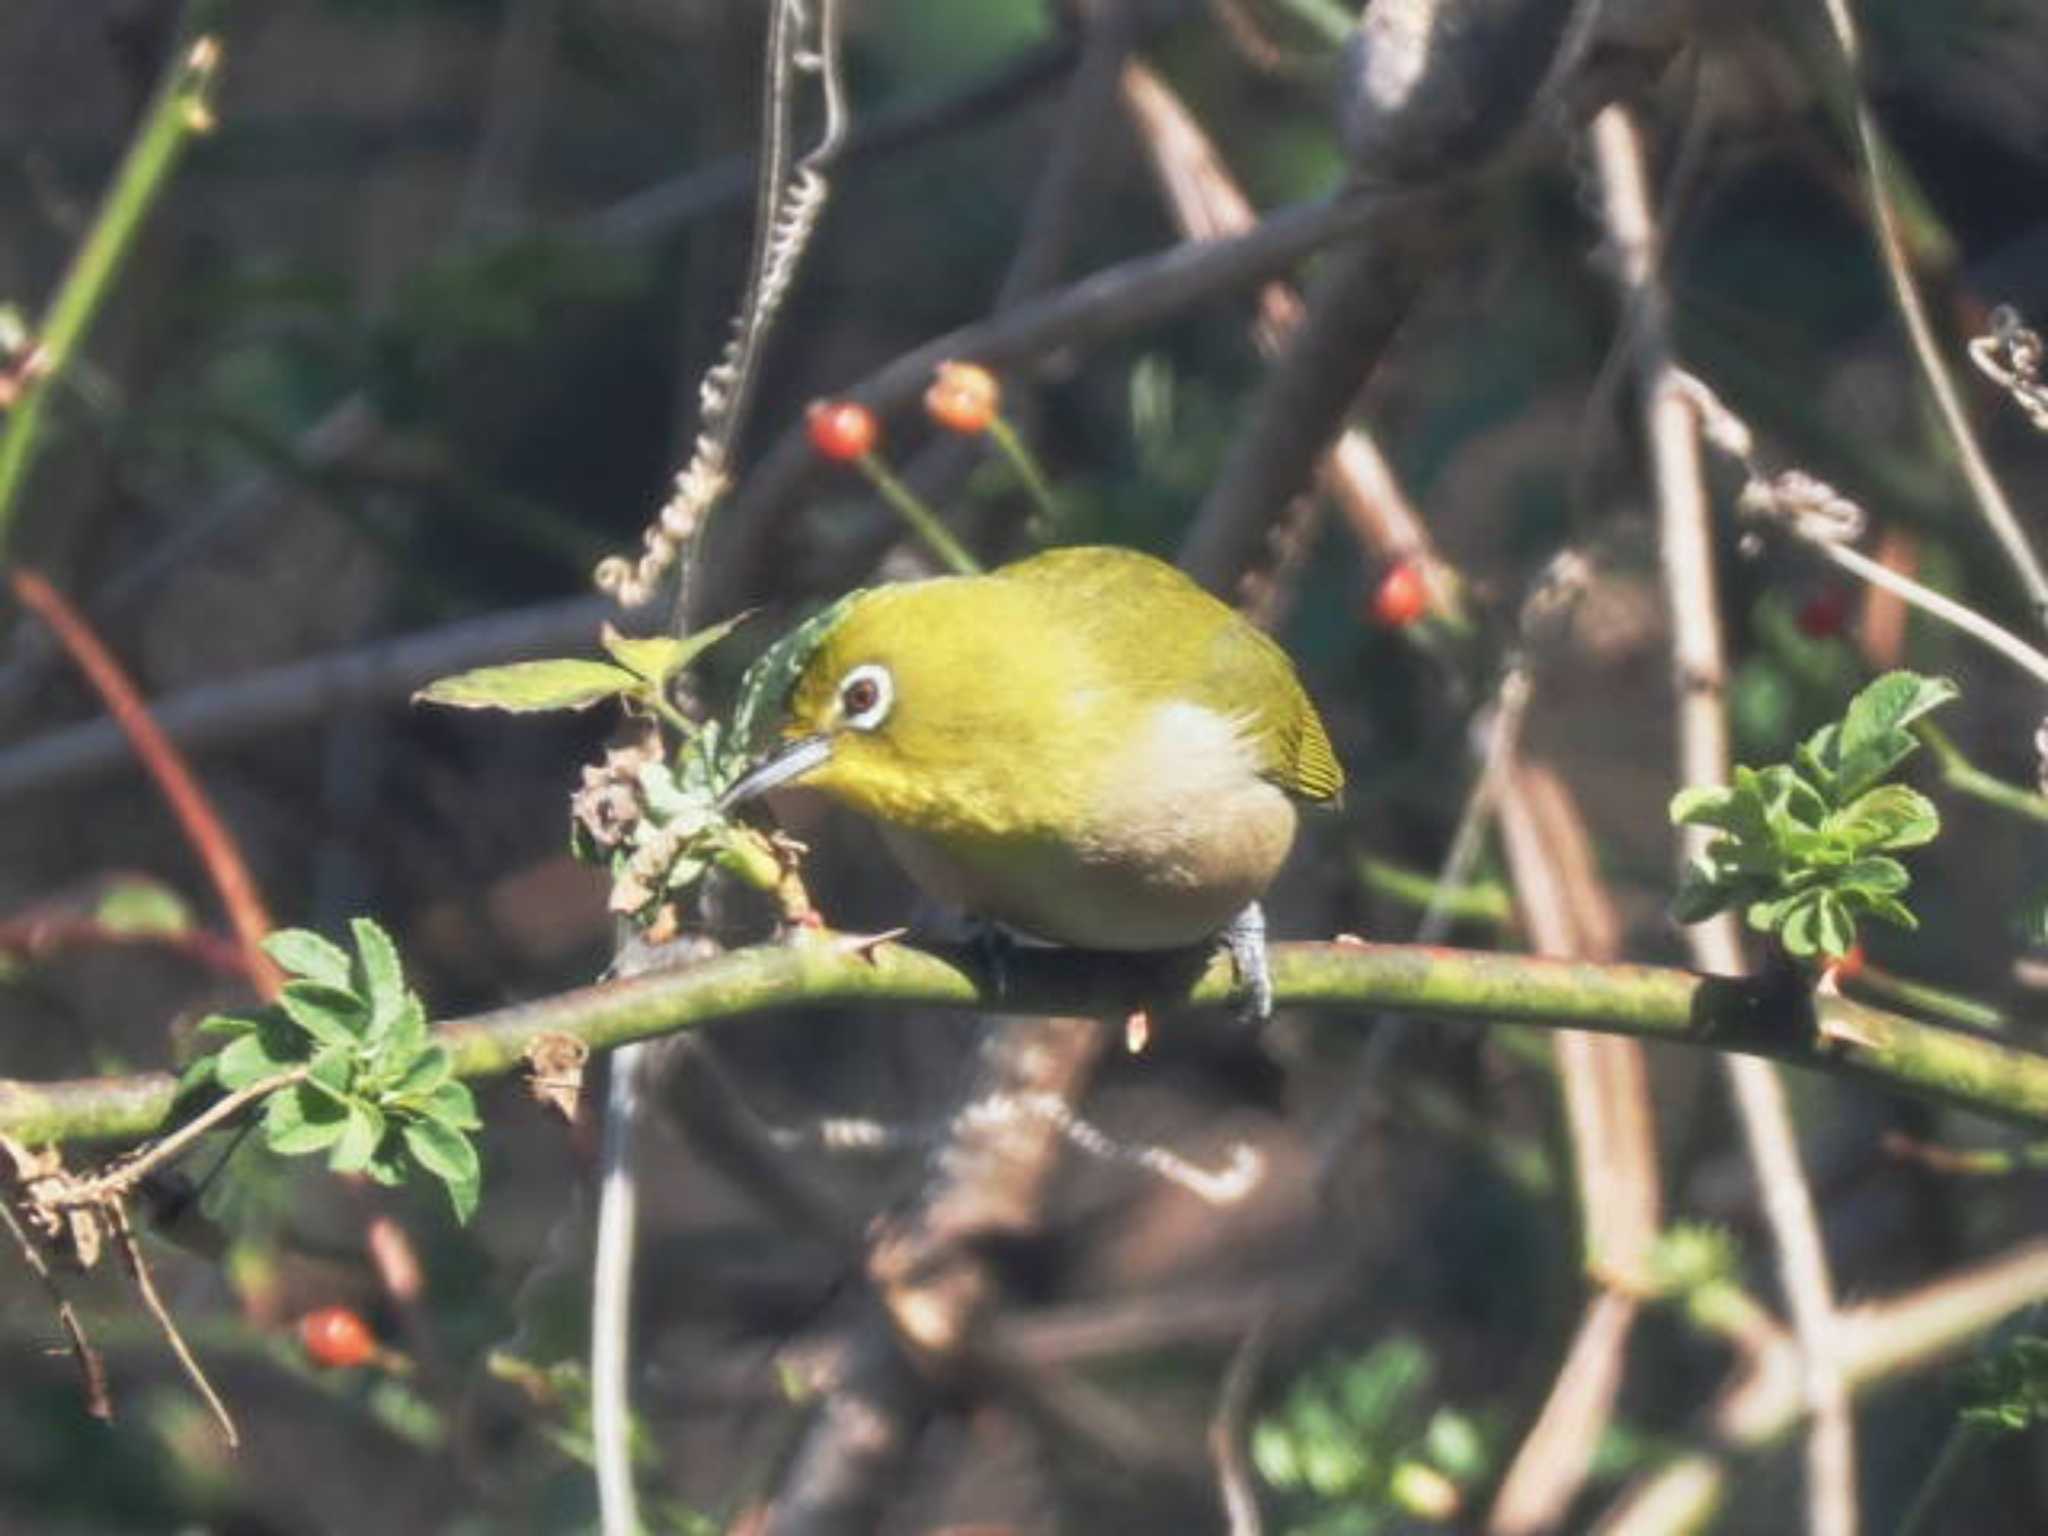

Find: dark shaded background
<box><xmin>3</xmin><ymin>1</ymin><xmax>2048</xmax><ymax>1531</ymax></box>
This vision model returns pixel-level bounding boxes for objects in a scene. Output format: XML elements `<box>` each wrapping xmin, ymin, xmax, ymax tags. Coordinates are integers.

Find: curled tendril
<box><xmin>595</xmin><ymin>0</ymin><xmax>848</xmax><ymax>610</ymax></box>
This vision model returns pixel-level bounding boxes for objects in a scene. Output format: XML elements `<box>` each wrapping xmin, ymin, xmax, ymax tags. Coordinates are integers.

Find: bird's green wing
<box><xmin>1001</xmin><ymin>546</ymin><xmax>1344</xmax><ymax>804</ymax></box>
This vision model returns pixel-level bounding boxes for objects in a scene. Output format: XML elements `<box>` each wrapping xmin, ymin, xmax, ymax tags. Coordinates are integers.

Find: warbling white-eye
<box><xmin>720</xmin><ymin>546</ymin><xmax>1343</xmax><ymax>1016</ymax></box>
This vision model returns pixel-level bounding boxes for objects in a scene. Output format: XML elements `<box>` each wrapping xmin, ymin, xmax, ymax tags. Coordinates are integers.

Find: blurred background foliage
<box><xmin>2</xmin><ymin>0</ymin><xmax>2047</xmax><ymax>1531</ymax></box>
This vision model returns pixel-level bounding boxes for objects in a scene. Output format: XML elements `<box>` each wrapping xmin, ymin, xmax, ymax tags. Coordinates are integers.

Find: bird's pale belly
<box><xmin>875</xmin><ymin>776</ymin><xmax>1298</xmax><ymax>951</ymax></box>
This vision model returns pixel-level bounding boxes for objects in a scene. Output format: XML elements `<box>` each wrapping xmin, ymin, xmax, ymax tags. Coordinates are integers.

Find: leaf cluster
<box><xmin>182</xmin><ymin>920</ymin><xmax>482</xmax><ymax>1221</ymax></box>
<box><xmin>416</xmin><ymin>595</ymin><xmax>863</xmax><ymax>927</ymax></box>
<box><xmin>1961</xmin><ymin>1335</ymin><xmax>2048</xmax><ymax>1432</ymax></box>
<box><xmin>1252</xmin><ymin>1336</ymin><xmax>1489</xmax><ymax>1534</ymax></box>
<box><xmin>1670</xmin><ymin>671</ymin><xmax>1958</xmax><ymax>958</ymax></box>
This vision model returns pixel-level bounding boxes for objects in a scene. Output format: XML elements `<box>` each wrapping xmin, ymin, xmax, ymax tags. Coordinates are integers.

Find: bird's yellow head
<box><xmin>718</xmin><ymin>574</ymin><xmax>1106</xmax><ymax>839</ymax></box>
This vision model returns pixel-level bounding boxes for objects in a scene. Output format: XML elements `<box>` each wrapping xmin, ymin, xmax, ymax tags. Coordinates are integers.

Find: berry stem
<box><xmin>854</xmin><ymin>455</ymin><xmax>981</xmax><ymax>575</ymax></box>
<box><xmin>985</xmin><ymin>417</ymin><xmax>1062</xmax><ymax>538</ymax></box>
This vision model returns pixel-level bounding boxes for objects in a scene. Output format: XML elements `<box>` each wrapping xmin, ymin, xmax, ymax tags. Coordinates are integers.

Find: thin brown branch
<box><xmin>1591</xmin><ymin>102</ymin><xmax>1856</xmax><ymax>1536</ymax></box>
<box><xmin>1596</xmin><ymin>1238</ymin><xmax>2048</xmax><ymax>1533</ymax></box>
<box><xmin>1210</xmin><ymin>1304</ymin><xmax>1274</xmax><ymax>1536</ymax></box>
<box><xmin>703</xmin><ymin>181</ymin><xmax>1418</xmax><ymax>608</ymax></box>
<box><xmin>0</xmin><ymin>1189</ymin><xmax>110</xmax><ymax>1423</ymax></box>
<box><xmin>761</xmin><ymin>1016</ymin><xmax>1109</xmax><ymax>1535</ymax></box>
<box><xmin>1813</xmin><ymin>0</ymin><xmax>2048</xmax><ymax>630</ymax></box>
<box><xmin>0</xmin><ymin>909</ymin><xmax>250</xmax><ymax>979</ymax></box>
<box><xmin>8</xmin><ymin>569</ymin><xmax>283</xmax><ymax>997</ymax></box>
<box><xmin>1488</xmin><ymin>762</ymin><xmax>1660</xmax><ymax>1535</ymax></box>
<box><xmin>108</xmin><ymin>1197</ymin><xmax>237</xmax><ymax>1448</ymax></box>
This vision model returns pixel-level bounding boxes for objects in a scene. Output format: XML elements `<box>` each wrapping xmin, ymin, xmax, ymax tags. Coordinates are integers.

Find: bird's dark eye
<box><xmin>837</xmin><ymin>663</ymin><xmax>893</xmax><ymax>730</ymax></box>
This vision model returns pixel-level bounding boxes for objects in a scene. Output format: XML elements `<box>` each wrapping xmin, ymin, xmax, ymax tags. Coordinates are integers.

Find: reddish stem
<box><xmin>9</xmin><ymin>569</ymin><xmax>283</xmax><ymax>997</ymax></box>
<box><xmin>0</xmin><ymin>911</ymin><xmax>249</xmax><ymax>977</ymax></box>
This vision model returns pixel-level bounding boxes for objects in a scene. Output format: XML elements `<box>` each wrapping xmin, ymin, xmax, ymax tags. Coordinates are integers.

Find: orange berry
<box><xmin>805</xmin><ymin>400</ymin><xmax>878</xmax><ymax>463</ymax></box>
<box><xmin>298</xmin><ymin>1305</ymin><xmax>377</xmax><ymax>1369</ymax></box>
<box><xmin>1371</xmin><ymin>560</ymin><xmax>1429</xmax><ymax>628</ymax></box>
<box><xmin>1828</xmin><ymin>943</ymin><xmax>1866</xmax><ymax>982</ymax></box>
<box><xmin>924</xmin><ymin>361</ymin><xmax>1000</xmax><ymax>435</ymax></box>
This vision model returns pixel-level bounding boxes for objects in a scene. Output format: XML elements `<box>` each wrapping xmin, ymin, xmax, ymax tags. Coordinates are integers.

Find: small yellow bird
<box><xmin>720</xmin><ymin>546</ymin><xmax>1343</xmax><ymax>1015</ymax></box>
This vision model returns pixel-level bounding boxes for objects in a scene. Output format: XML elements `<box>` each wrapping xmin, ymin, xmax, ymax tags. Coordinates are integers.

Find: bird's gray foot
<box><xmin>1220</xmin><ymin>902</ymin><xmax>1273</xmax><ymax>1027</ymax></box>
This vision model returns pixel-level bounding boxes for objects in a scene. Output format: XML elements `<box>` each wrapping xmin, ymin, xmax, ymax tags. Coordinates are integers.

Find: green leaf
<box><xmin>1672</xmin><ymin>862</ymin><xmax>1738</xmax><ymax>923</ymax></box>
<box><xmin>601</xmin><ymin>612</ymin><xmax>749</xmax><ymax>687</ymax></box>
<box><xmin>403</xmin><ymin>1119</ymin><xmax>481</xmax><ymax>1223</ymax></box>
<box><xmin>351</xmin><ymin>917</ymin><xmax>407</xmax><ymax>1037</ymax></box>
<box><xmin>307</xmin><ymin>1045</ymin><xmax>354</xmax><ymax>1095</ymax></box>
<box><xmin>1778</xmin><ymin>895</ymin><xmax>1823</xmax><ymax>956</ymax></box>
<box><xmin>279</xmin><ymin>982</ymin><xmax>368</xmax><ymax>1047</ymax></box>
<box><xmin>1832</xmin><ymin>735</ymin><xmax>1920</xmax><ymax>804</ymax></box>
<box><xmin>216</xmin><ymin>1024</ymin><xmax>301</xmax><ymax>1090</ymax></box>
<box><xmin>196</xmin><ymin>1010</ymin><xmax>257</xmax><ymax>1038</ymax></box>
<box><xmin>1860</xmin><ymin>893</ymin><xmax>1920</xmax><ymax>930</ymax></box>
<box><xmin>263</xmin><ymin>928</ymin><xmax>351</xmax><ymax>988</ymax></box>
<box><xmin>330</xmin><ymin>1099</ymin><xmax>388</xmax><ymax>1174</ymax></box>
<box><xmin>264</xmin><ymin>1083</ymin><xmax>350</xmax><ymax>1155</ymax></box>
<box><xmin>382</xmin><ymin>996</ymin><xmax>428</xmax><ymax>1058</ymax></box>
<box><xmin>1840</xmin><ymin>671</ymin><xmax>1959</xmax><ymax>760</ymax></box>
<box><xmin>1835</xmin><ymin>858</ymin><xmax>1910</xmax><ymax>900</ymax></box>
<box><xmin>424</xmin><ymin>1079</ymin><xmax>481</xmax><ymax>1130</ymax></box>
<box><xmin>1813</xmin><ymin>892</ymin><xmax>1857</xmax><ymax>957</ymax></box>
<box><xmin>94</xmin><ymin>879</ymin><xmax>192</xmax><ymax>937</ymax></box>
<box><xmin>600</xmin><ymin>627</ymin><xmax>690</xmax><ymax>685</ymax></box>
<box><xmin>391</xmin><ymin>1045</ymin><xmax>452</xmax><ymax>1099</ymax></box>
<box><xmin>414</xmin><ymin>659</ymin><xmax>642</xmax><ymax>714</ymax></box>
<box><xmin>1828</xmin><ymin>785</ymin><xmax>1939</xmax><ymax>851</ymax></box>
<box><xmin>363</xmin><ymin>1142</ymin><xmax>411</xmax><ymax>1187</ymax></box>
<box><xmin>1670</xmin><ymin>785</ymin><xmax>1737</xmax><ymax>828</ymax></box>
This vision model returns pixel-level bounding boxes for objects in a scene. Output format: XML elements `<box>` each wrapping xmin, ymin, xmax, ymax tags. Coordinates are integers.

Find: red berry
<box><xmin>298</xmin><ymin>1305</ymin><xmax>377</xmax><ymax>1369</ymax></box>
<box><xmin>924</xmin><ymin>361</ymin><xmax>1000</xmax><ymax>435</ymax></box>
<box><xmin>1796</xmin><ymin>590</ymin><xmax>1849</xmax><ymax>638</ymax></box>
<box><xmin>805</xmin><ymin>400</ymin><xmax>878</xmax><ymax>463</ymax></box>
<box><xmin>1371</xmin><ymin>560</ymin><xmax>1429</xmax><ymax>628</ymax></box>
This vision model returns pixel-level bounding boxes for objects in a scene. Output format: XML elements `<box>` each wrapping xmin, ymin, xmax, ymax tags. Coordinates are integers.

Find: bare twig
<box><xmin>107</xmin><ymin>1197</ymin><xmax>238</xmax><ymax>1447</ymax></box>
<box><xmin>1487</xmin><ymin>762</ymin><xmax>1660</xmax><ymax>1535</ymax></box>
<box><xmin>1596</xmin><ymin>1239</ymin><xmax>2048</xmax><ymax>1533</ymax></box>
<box><xmin>761</xmin><ymin>1016</ymin><xmax>1110</xmax><ymax>1535</ymax></box>
<box><xmin>1812</xmin><ymin>0</ymin><xmax>2048</xmax><ymax>631</ymax></box>
<box><xmin>0</xmin><ymin>1188</ymin><xmax>110</xmax><ymax>1423</ymax></box>
<box><xmin>705</xmin><ymin>181</ymin><xmax>1412</xmax><ymax>606</ymax></box>
<box><xmin>1210</xmin><ymin>1305</ymin><xmax>1274</xmax><ymax>1536</ymax></box>
<box><xmin>1675</xmin><ymin>378</ymin><xmax>2048</xmax><ymax>690</ymax></box>
<box><xmin>8</xmin><ymin>568</ymin><xmax>283</xmax><ymax>996</ymax></box>
<box><xmin>597</xmin><ymin>0</ymin><xmax>850</xmax><ymax>609</ymax></box>
<box><xmin>0</xmin><ymin>594</ymin><xmax>609</xmax><ymax>802</ymax></box>
<box><xmin>1591</xmin><ymin>102</ymin><xmax>1856</xmax><ymax>1536</ymax></box>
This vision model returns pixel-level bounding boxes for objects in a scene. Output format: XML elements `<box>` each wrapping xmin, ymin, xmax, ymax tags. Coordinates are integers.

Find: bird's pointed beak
<box><xmin>718</xmin><ymin>733</ymin><xmax>833</xmax><ymax>811</ymax></box>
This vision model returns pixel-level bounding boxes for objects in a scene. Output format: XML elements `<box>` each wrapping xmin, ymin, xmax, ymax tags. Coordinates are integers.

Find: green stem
<box><xmin>0</xmin><ymin>31</ymin><xmax>221</xmax><ymax>559</ymax></box>
<box><xmin>1354</xmin><ymin>853</ymin><xmax>1515</xmax><ymax>928</ymax></box>
<box><xmin>985</xmin><ymin>417</ymin><xmax>1062</xmax><ymax>535</ymax></box>
<box><xmin>9</xmin><ymin>937</ymin><xmax>2048</xmax><ymax>1146</ymax></box>
<box><xmin>1895</xmin><ymin>1420</ymin><xmax>1983</xmax><ymax>1536</ymax></box>
<box><xmin>1917</xmin><ymin>723</ymin><xmax>2048</xmax><ymax>826</ymax></box>
<box><xmin>1853</xmin><ymin>963</ymin><xmax>2008</xmax><ymax>1034</ymax></box>
<box><xmin>855</xmin><ymin>455</ymin><xmax>980</xmax><ymax>575</ymax></box>
<box><xmin>1264</xmin><ymin>0</ymin><xmax>1354</xmax><ymax>47</ymax></box>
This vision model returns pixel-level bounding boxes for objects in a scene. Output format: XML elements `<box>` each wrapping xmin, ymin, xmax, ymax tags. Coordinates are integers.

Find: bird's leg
<box><xmin>965</xmin><ymin>916</ymin><xmax>1021</xmax><ymax>1005</ymax></box>
<box><xmin>1220</xmin><ymin>902</ymin><xmax>1273</xmax><ymax>1027</ymax></box>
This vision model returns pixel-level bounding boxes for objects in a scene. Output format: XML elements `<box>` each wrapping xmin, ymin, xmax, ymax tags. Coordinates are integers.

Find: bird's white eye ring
<box><xmin>837</xmin><ymin>663</ymin><xmax>893</xmax><ymax>730</ymax></box>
